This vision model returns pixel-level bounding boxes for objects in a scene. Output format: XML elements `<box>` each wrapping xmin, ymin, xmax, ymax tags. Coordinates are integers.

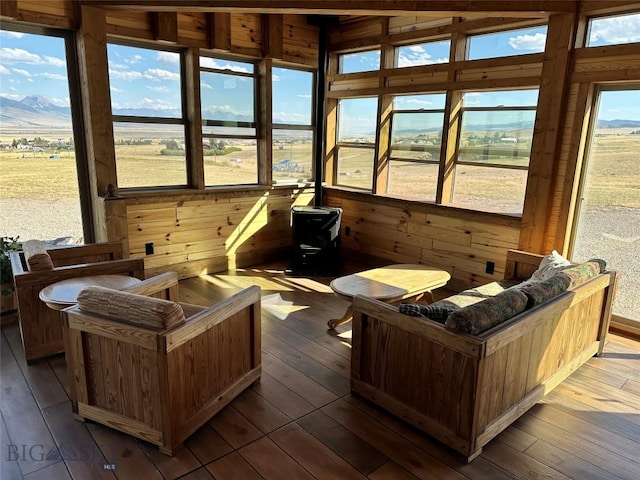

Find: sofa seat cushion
<box><xmin>444</xmin><ymin>289</ymin><xmax>528</xmax><ymax>335</ymax></box>
<box><xmin>77</xmin><ymin>286</ymin><xmax>185</xmax><ymax>330</ymax></box>
<box><xmin>399</xmin><ymin>279</ymin><xmax>519</xmax><ymax>323</ymax></box>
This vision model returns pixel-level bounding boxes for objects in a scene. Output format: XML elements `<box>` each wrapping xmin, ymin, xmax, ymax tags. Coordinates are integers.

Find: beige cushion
<box><xmin>22</xmin><ymin>239</ymin><xmax>54</xmax><ymax>271</ymax></box>
<box><xmin>77</xmin><ymin>286</ymin><xmax>185</xmax><ymax>330</ymax></box>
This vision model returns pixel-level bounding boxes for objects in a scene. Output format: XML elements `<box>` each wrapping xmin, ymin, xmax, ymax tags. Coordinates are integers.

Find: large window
<box><xmin>200</xmin><ymin>56</ymin><xmax>257</xmax><ymax>186</ymax></box>
<box><xmin>586</xmin><ymin>12</ymin><xmax>640</xmax><ymax>47</ymax></box>
<box><xmin>335</xmin><ymin>97</ymin><xmax>378</xmax><ymax>190</ymax></box>
<box><xmin>572</xmin><ymin>86</ymin><xmax>640</xmax><ymax>323</ymax></box>
<box><xmin>108</xmin><ymin>43</ymin><xmax>186</xmax><ymax>189</ymax></box>
<box><xmin>386</xmin><ymin>94</ymin><xmax>446</xmax><ymax>201</ymax></box>
<box><xmin>453</xmin><ymin>89</ymin><xmax>538</xmax><ymax>214</ymax></box>
<box><xmin>467</xmin><ymin>26</ymin><xmax>548</xmax><ymax>60</ymax></box>
<box><xmin>0</xmin><ymin>28</ymin><xmax>87</xmax><ymax>242</ymax></box>
<box><xmin>339</xmin><ymin>50</ymin><xmax>381</xmax><ymax>74</ymax></box>
<box><xmin>272</xmin><ymin>66</ymin><xmax>314</xmax><ymax>184</ymax></box>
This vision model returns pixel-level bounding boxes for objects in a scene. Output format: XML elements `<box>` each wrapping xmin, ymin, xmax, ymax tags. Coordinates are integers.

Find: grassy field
<box><xmin>1</xmin><ymin>131</ymin><xmax>637</xmax><ymax>204</ymax></box>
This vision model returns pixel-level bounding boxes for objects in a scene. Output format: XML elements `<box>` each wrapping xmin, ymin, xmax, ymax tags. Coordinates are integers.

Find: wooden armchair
<box><xmin>10</xmin><ymin>241</ymin><xmax>145</xmax><ymax>363</ymax></box>
<box><xmin>62</xmin><ymin>272</ymin><xmax>262</xmax><ymax>455</ymax></box>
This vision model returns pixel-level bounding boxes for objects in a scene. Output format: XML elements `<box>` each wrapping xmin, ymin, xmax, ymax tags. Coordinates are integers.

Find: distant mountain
<box><xmin>597</xmin><ymin>119</ymin><xmax>640</xmax><ymax>128</ymax></box>
<box><xmin>0</xmin><ymin>95</ymin><xmax>71</xmax><ymax>127</ymax></box>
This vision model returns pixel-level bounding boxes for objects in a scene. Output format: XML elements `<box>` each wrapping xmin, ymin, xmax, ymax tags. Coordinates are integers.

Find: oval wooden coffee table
<box><xmin>328</xmin><ymin>264</ymin><xmax>450</xmax><ymax>329</ymax></box>
<box><xmin>39</xmin><ymin>274</ymin><xmax>142</xmax><ymax>310</ymax></box>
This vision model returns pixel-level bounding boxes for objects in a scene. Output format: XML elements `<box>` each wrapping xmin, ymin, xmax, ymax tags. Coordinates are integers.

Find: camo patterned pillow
<box><xmin>444</xmin><ymin>289</ymin><xmax>528</xmax><ymax>335</ymax></box>
<box><xmin>517</xmin><ymin>275</ymin><xmax>570</xmax><ymax>308</ymax></box>
<box><xmin>557</xmin><ymin>260</ymin><xmax>606</xmax><ymax>289</ymax></box>
<box><xmin>399</xmin><ymin>302</ymin><xmax>458</xmax><ymax>323</ymax></box>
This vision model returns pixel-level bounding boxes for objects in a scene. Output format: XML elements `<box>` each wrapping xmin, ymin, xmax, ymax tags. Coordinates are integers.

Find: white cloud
<box><xmin>157</xmin><ymin>51</ymin><xmax>179</xmax><ymax>63</ymax></box>
<box><xmin>11</xmin><ymin>68</ymin><xmax>31</xmax><ymax>77</ymax></box>
<box><xmin>200</xmin><ymin>57</ymin><xmax>250</xmax><ymax>73</ymax></box>
<box><xmin>200</xmin><ymin>82</ymin><xmax>212</xmax><ymax>89</ymax></box>
<box><xmin>589</xmin><ymin>14</ymin><xmax>640</xmax><ymax>45</ymax></box>
<box><xmin>110</xmin><ymin>86</ymin><xmax>125</xmax><ymax>93</ymax></box>
<box><xmin>146</xmin><ymin>85</ymin><xmax>170</xmax><ymax>93</ymax></box>
<box><xmin>9</xmin><ymin>87</ymin><xmax>17</xmax><ymax>92</ymax></box>
<box><xmin>0</xmin><ymin>65</ymin><xmax>9</xmax><ymax>74</ymax></box>
<box><xmin>112</xmin><ymin>97</ymin><xmax>177</xmax><ymax>111</ymax></box>
<box><xmin>0</xmin><ymin>31</ymin><xmax>24</xmax><ymax>39</ymax></box>
<box><xmin>43</xmin><ymin>55</ymin><xmax>65</xmax><ymax>67</ymax></box>
<box><xmin>273</xmin><ymin>111</ymin><xmax>309</xmax><ymax>123</ymax></box>
<box><xmin>406</xmin><ymin>99</ymin><xmax>433</xmax><ymax>106</ymax></box>
<box><xmin>144</xmin><ymin>68</ymin><xmax>180</xmax><ymax>81</ymax></box>
<box><xmin>297</xmin><ymin>94</ymin><xmax>312</xmax><ymax>98</ymax></box>
<box><xmin>509</xmin><ymin>32</ymin><xmax>547</xmax><ymax>50</ymax></box>
<box><xmin>397</xmin><ymin>45</ymin><xmax>449</xmax><ymax>68</ymax></box>
<box><xmin>0</xmin><ymin>93</ymin><xmax>23</xmax><ymax>101</ymax></box>
<box><xmin>0</xmin><ymin>47</ymin><xmax>41</xmax><ymax>64</ymax></box>
<box><xmin>125</xmin><ymin>54</ymin><xmax>143</xmax><ymax>64</ymax></box>
<box><xmin>108</xmin><ymin>61</ymin><xmax>128</xmax><ymax>71</ymax></box>
<box><xmin>206</xmin><ymin>104</ymin><xmax>233</xmax><ymax>113</ymax></box>
<box><xmin>40</xmin><ymin>73</ymin><xmax>66</xmax><ymax>81</ymax></box>
<box><xmin>273</xmin><ymin>74</ymin><xmax>281</xmax><ymax>82</ymax></box>
<box><xmin>49</xmin><ymin>97</ymin><xmax>70</xmax><ymax>107</ymax></box>
<box><xmin>398</xmin><ymin>52</ymin><xmax>432</xmax><ymax>67</ymax></box>
<box><xmin>109</xmin><ymin>69</ymin><xmax>143</xmax><ymax>80</ymax></box>
<box><xmin>0</xmin><ymin>47</ymin><xmax>64</xmax><ymax>67</ymax></box>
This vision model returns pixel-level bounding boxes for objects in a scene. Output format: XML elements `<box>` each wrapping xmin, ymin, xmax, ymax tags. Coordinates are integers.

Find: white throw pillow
<box><xmin>529</xmin><ymin>250</ymin><xmax>571</xmax><ymax>282</ymax></box>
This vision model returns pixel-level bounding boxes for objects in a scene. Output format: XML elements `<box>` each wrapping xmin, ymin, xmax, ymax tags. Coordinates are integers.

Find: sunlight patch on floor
<box><xmin>262</xmin><ymin>293</ymin><xmax>310</xmax><ymax>320</ymax></box>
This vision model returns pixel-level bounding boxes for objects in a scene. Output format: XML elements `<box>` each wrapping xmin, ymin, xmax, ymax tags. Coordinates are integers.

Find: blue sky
<box><xmin>1</xmin><ymin>13</ymin><xmax>639</xmax><ymax>133</ymax></box>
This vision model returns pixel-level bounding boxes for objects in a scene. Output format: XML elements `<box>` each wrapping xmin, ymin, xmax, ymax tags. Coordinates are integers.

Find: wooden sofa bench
<box><xmin>350</xmin><ymin>249</ymin><xmax>618</xmax><ymax>462</ymax></box>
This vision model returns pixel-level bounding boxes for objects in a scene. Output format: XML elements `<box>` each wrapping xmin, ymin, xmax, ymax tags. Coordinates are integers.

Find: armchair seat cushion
<box><xmin>77</xmin><ymin>286</ymin><xmax>185</xmax><ymax>330</ymax></box>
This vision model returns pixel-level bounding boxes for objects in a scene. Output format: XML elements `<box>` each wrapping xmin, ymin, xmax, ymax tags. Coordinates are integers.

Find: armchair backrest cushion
<box><xmin>77</xmin><ymin>286</ymin><xmax>185</xmax><ymax>330</ymax></box>
<box><xmin>22</xmin><ymin>239</ymin><xmax>54</xmax><ymax>271</ymax></box>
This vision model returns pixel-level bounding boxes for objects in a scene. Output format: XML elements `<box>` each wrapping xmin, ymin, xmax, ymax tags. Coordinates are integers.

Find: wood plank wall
<box><xmin>325</xmin><ymin>189</ymin><xmax>521</xmax><ymax>291</ymax></box>
<box><xmin>126</xmin><ymin>187</ymin><xmax>314</xmax><ymax>279</ymax></box>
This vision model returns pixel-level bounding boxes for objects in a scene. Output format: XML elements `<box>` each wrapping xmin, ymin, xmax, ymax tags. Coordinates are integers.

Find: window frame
<box><xmin>585</xmin><ymin>11</ymin><xmax>640</xmax><ymax>48</ymax></box>
<box><xmin>466</xmin><ymin>24</ymin><xmax>548</xmax><ymax>61</ymax></box>
<box><xmin>456</xmin><ymin>104</ymin><xmax>536</xmax><ymax>172</ymax></box>
<box><xmin>199</xmin><ymin>53</ymin><xmax>259</xmax><ymax>187</ymax></box>
<box><xmin>271</xmin><ymin>64</ymin><xmax>317</xmax><ymax>185</ymax></box>
<box><xmin>0</xmin><ymin>22</ymin><xmax>95</xmax><ymax>241</ymax></box>
<box><xmin>393</xmin><ymin>39</ymin><xmax>452</xmax><ymax>68</ymax></box>
<box><xmin>338</xmin><ymin>49</ymin><xmax>382</xmax><ymax>74</ymax></box>
<box><xmin>383</xmin><ymin>93</ymin><xmax>447</xmax><ymax>201</ymax></box>
<box><xmin>334</xmin><ymin>97</ymin><xmax>378</xmax><ymax>191</ymax></box>
<box><xmin>108</xmin><ymin>39</ymin><xmax>189</xmax><ymax>190</ymax></box>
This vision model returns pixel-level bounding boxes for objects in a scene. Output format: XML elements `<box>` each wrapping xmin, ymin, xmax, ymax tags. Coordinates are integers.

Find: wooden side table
<box><xmin>328</xmin><ymin>264</ymin><xmax>450</xmax><ymax>329</ymax></box>
<box><xmin>39</xmin><ymin>274</ymin><xmax>142</xmax><ymax>310</ymax></box>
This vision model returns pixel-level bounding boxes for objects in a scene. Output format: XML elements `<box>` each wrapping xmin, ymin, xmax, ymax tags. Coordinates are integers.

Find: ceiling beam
<box><xmin>80</xmin><ymin>0</ymin><xmax>581</xmax><ymax>17</ymax></box>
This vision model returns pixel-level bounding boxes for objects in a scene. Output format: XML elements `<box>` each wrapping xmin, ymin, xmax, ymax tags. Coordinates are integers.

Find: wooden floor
<box><xmin>1</xmin><ymin>262</ymin><xmax>640</xmax><ymax>480</ymax></box>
